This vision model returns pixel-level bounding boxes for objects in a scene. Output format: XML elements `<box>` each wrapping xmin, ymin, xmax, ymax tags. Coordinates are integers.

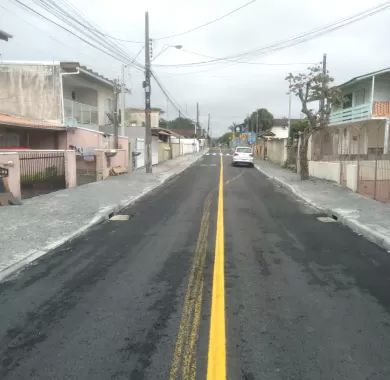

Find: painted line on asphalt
<box><xmin>169</xmin><ymin>193</ymin><xmax>212</xmax><ymax>380</ymax></box>
<box><xmin>207</xmin><ymin>154</ymin><xmax>226</xmax><ymax>380</ymax></box>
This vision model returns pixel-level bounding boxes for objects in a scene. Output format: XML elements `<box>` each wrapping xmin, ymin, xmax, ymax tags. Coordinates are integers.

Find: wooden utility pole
<box><xmin>144</xmin><ymin>11</ymin><xmax>152</xmax><ymax>173</ymax></box>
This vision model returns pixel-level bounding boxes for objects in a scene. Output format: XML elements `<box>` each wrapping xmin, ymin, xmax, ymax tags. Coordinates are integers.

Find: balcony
<box><xmin>329</xmin><ymin>101</ymin><xmax>390</xmax><ymax>126</ymax></box>
<box><xmin>329</xmin><ymin>103</ymin><xmax>371</xmax><ymax>125</ymax></box>
<box><xmin>64</xmin><ymin>99</ymin><xmax>98</xmax><ymax>128</ymax></box>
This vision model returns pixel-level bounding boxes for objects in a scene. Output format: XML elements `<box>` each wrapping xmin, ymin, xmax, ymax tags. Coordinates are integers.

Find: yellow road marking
<box><xmin>207</xmin><ymin>154</ymin><xmax>226</xmax><ymax>380</ymax></box>
<box><xmin>169</xmin><ymin>193</ymin><xmax>211</xmax><ymax>380</ymax></box>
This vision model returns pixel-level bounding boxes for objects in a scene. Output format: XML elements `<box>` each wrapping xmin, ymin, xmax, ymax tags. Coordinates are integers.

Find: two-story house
<box><xmin>311</xmin><ymin>68</ymin><xmax>390</xmax><ymax>160</ymax></box>
<box><xmin>0</xmin><ymin>61</ymin><xmax>115</xmax><ymax>149</ymax></box>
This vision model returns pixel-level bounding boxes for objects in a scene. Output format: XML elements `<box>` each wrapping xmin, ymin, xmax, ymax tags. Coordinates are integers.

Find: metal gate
<box><xmin>20</xmin><ymin>151</ymin><xmax>66</xmax><ymax>198</ymax></box>
<box><xmin>76</xmin><ymin>153</ymin><xmax>97</xmax><ymax>185</ymax></box>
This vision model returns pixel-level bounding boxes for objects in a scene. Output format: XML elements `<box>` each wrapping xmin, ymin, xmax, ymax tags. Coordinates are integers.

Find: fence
<box><xmin>310</xmin><ymin>120</ymin><xmax>390</xmax><ymax>202</ymax></box>
<box><xmin>19</xmin><ymin>151</ymin><xmax>66</xmax><ymax>198</ymax></box>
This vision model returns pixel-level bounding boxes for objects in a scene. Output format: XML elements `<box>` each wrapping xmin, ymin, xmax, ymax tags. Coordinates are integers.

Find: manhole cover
<box><xmin>109</xmin><ymin>214</ymin><xmax>130</xmax><ymax>221</ymax></box>
<box><xmin>317</xmin><ymin>216</ymin><xmax>336</xmax><ymax>223</ymax></box>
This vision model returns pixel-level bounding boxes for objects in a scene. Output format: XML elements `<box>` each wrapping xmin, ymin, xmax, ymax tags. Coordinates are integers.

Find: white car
<box><xmin>232</xmin><ymin>146</ymin><xmax>254</xmax><ymax>167</ymax></box>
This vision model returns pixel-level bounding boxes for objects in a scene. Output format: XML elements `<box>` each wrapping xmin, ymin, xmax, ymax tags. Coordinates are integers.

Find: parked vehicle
<box><xmin>232</xmin><ymin>146</ymin><xmax>254</xmax><ymax>167</ymax></box>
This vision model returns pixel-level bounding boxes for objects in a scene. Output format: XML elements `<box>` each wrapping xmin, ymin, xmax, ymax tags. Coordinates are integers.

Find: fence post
<box><xmin>0</xmin><ymin>153</ymin><xmax>21</xmax><ymax>199</ymax></box>
<box><xmin>64</xmin><ymin>150</ymin><xmax>77</xmax><ymax>188</ymax></box>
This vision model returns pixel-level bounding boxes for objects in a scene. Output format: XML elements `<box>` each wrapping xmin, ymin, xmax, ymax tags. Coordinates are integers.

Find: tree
<box><xmin>250</xmin><ymin>108</ymin><xmax>273</xmax><ymax>132</ymax></box>
<box><xmin>167</xmin><ymin>117</ymin><xmax>194</xmax><ymax>130</ymax></box>
<box><xmin>286</xmin><ymin>64</ymin><xmax>341</xmax><ymax>179</ymax></box>
<box><xmin>218</xmin><ymin>132</ymin><xmax>232</xmax><ymax>146</ymax></box>
<box><xmin>290</xmin><ymin>119</ymin><xmax>309</xmax><ymax>139</ymax></box>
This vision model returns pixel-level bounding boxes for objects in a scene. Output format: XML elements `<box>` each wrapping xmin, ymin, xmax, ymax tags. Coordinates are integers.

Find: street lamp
<box><xmin>152</xmin><ymin>44</ymin><xmax>182</xmax><ymax>62</ymax></box>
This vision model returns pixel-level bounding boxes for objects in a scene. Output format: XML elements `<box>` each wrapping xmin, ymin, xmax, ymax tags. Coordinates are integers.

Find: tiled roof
<box><xmin>0</xmin><ymin>113</ymin><xmax>65</xmax><ymax>130</ymax></box>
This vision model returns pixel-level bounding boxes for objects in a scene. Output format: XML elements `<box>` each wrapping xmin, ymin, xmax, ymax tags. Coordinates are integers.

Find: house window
<box><xmin>343</xmin><ymin>93</ymin><xmax>352</xmax><ymax>109</ymax></box>
<box><xmin>0</xmin><ymin>132</ymin><xmax>20</xmax><ymax>148</ymax></box>
<box><xmin>354</xmin><ymin>88</ymin><xmax>366</xmax><ymax>106</ymax></box>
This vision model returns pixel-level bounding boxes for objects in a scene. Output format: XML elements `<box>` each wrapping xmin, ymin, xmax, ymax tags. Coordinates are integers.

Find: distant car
<box><xmin>232</xmin><ymin>146</ymin><xmax>254</xmax><ymax>167</ymax></box>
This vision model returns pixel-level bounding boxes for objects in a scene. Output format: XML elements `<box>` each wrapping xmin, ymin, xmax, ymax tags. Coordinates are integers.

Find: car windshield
<box><xmin>236</xmin><ymin>147</ymin><xmax>251</xmax><ymax>153</ymax></box>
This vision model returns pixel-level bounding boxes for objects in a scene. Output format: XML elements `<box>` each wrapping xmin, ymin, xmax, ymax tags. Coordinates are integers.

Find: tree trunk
<box><xmin>299</xmin><ymin>131</ymin><xmax>310</xmax><ymax>180</ymax></box>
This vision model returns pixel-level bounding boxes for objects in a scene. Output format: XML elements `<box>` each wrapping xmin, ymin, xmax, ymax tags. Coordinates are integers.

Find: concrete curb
<box><xmin>0</xmin><ymin>152</ymin><xmax>206</xmax><ymax>282</ymax></box>
<box><xmin>255</xmin><ymin>163</ymin><xmax>390</xmax><ymax>252</ymax></box>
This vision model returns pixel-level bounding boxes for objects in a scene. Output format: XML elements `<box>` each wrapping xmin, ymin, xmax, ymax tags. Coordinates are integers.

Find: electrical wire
<box><xmin>151</xmin><ymin>70</ymin><xmax>194</xmax><ymax>121</ymax></box>
<box><xmin>10</xmin><ymin>0</ymin><xmax>144</xmax><ymax>70</ymax></box>
<box><xmin>33</xmin><ymin>0</ymin><xmax>144</xmax><ymax>69</ymax></box>
<box><xmin>154</xmin><ymin>1</ymin><xmax>390</xmax><ymax>68</ymax></box>
<box><xmin>153</xmin><ymin>0</ymin><xmax>256</xmax><ymax>40</ymax></box>
<box><xmin>175</xmin><ymin>48</ymin><xmax>318</xmax><ymax>66</ymax></box>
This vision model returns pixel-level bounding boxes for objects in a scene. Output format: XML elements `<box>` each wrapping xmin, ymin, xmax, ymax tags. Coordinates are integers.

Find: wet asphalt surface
<box><xmin>1</xmin><ymin>148</ymin><xmax>390</xmax><ymax>379</ymax></box>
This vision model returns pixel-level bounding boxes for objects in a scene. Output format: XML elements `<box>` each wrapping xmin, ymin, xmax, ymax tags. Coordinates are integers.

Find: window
<box><xmin>354</xmin><ymin>88</ymin><xmax>366</xmax><ymax>106</ymax></box>
<box><xmin>71</xmin><ymin>91</ymin><xmax>76</xmax><ymax>100</ymax></box>
<box><xmin>343</xmin><ymin>93</ymin><xmax>353</xmax><ymax>109</ymax></box>
<box><xmin>236</xmin><ymin>147</ymin><xmax>252</xmax><ymax>153</ymax></box>
<box><xmin>0</xmin><ymin>132</ymin><xmax>20</xmax><ymax>148</ymax></box>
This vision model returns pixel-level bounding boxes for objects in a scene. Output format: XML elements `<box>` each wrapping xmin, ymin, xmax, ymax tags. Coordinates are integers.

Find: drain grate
<box><xmin>109</xmin><ymin>214</ymin><xmax>130</xmax><ymax>221</ymax></box>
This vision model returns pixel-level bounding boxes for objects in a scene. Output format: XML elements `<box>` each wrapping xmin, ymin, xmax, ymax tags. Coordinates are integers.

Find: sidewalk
<box><xmin>0</xmin><ymin>152</ymin><xmax>205</xmax><ymax>281</ymax></box>
<box><xmin>255</xmin><ymin>159</ymin><xmax>390</xmax><ymax>252</ymax></box>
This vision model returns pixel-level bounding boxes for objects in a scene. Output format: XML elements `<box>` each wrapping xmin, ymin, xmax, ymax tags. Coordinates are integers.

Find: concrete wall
<box><xmin>309</xmin><ymin>161</ymin><xmax>341</xmax><ymax>183</ymax></box>
<box><xmin>0</xmin><ymin>152</ymin><xmax>21</xmax><ymax>198</ymax></box>
<box><xmin>346</xmin><ymin>163</ymin><xmax>358</xmax><ymax>192</ymax></box>
<box><xmin>64</xmin><ymin>150</ymin><xmax>77</xmax><ymax>188</ymax></box>
<box><xmin>0</xmin><ymin>63</ymin><xmax>62</xmax><ymax>122</ymax></box>
<box><xmin>158</xmin><ymin>141</ymin><xmax>170</xmax><ymax>162</ymax></box>
<box><xmin>172</xmin><ymin>142</ymin><xmax>180</xmax><ymax>158</ymax></box>
<box><xmin>266</xmin><ymin>139</ymin><xmax>286</xmax><ymax>165</ymax></box>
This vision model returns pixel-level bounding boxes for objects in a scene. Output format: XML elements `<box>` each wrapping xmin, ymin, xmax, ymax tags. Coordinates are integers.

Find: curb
<box><xmin>254</xmin><ymin>163</ymin><xmax>390</xmax><ymax>252</ymax></box>
<box><xmin>0</xmin><ymin>152</ymin><xmax>206</xmax><ymax>282</ymax></box>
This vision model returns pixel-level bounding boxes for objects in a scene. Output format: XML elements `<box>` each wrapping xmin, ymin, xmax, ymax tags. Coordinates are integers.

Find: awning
<box><xmin>0</xmin><ymin>113</ymin><xmax>65</xmax><ymax>131</ymax></box>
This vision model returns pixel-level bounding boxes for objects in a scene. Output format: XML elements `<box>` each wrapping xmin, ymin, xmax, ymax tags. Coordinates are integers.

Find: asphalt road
<box><xmin>1</xmin><ymin>148</ymin><xmax>390</xmax><ymax>379</ymax></box>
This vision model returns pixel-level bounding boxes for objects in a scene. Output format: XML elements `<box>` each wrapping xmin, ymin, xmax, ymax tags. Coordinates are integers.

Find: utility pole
<box><xmin>207</xmin><ymin>113</ymin><xmax>211</xmax><ymax>147</ymax></box>
<box><xmin>113</xmin><ymin>80</ymin><xmax>120</xmax><ymax>149</ymax></box>
<box><xmin>144</xmin><ymin>11</ymin><xmax>152</xmax><ymax>173</ymax></box>
<box><xmin>196</xmin><ymin>102</ymin><xmax>199</xmax><ymax>138</ymax></box>
<box><xmin>287</xmin><ymin>77</ymin><xmax>292</xmax><ymax>140</ymax></box>
<box><xmin>319</xmin><ymin>53</ymin><xmax>327</xmax><ymax>128</ymax></box>
<box><xmin>121</xmin><ymin>64</ymin><xmax>126</xmax><ymax>137</ymax></box>
<box><xmin>256</xmin><ymin>109</ymin><xmax>259</xmax><ymax>135</ymax></box>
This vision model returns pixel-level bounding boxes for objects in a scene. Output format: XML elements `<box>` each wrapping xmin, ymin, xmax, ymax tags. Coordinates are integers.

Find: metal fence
<box><xmin>20</xmin><ymin>151</ymin><xmax>66</xmax><ymax>198</ymax></box>
<box><xmin>310</xmin><ymin>121</ymin><xmax>390</xmax><ymax>202</ymax></box>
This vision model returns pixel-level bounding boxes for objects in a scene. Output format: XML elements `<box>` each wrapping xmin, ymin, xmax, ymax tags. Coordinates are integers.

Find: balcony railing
<box><xmin>329</xmin><ymin>103</ymin><xmax>371</xmax><ymax>125</ymax></box>
<box><xmin>64</xmin><ymin>99</ymin><xmax>98</xmax><ymax>127</ymax></box>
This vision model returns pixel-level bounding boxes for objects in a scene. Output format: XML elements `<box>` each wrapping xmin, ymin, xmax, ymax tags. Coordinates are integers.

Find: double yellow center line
<box><xmin>207</xmin><ymin>154</ymin><xmax>226</xmax><ymax>380</ymax></box>
<box><xmin>170</xmin><ymin>153</ymin><xmax>226</xmax><ymax>380</ymax></box>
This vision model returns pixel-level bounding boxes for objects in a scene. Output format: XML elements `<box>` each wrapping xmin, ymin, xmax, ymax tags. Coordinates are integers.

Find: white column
<box><xmin>384</xmin><ymin>119</ymin><xmax>390</xmax><ymax>154</ymax></box>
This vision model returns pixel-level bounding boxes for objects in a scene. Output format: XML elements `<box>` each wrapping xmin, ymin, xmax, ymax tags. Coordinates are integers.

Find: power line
<box><xmin>10</xmin><ymin>0</ymin><xmax>144</xmax><ymax>70</ymax></box>
<box><xmin>154</xmin><ymin>2</ymin><xmax>390</xmax><ymax>68</ymax></box>
<box><xmin>34</xmin><ymin>0</ymin><xmax>144</xmax><ymax>69</ymax></box>
<box><xmin>153</xmin><ymin>0</ymin><xmax>257</xmax><ymax>40</ymax></box>
<box><xmin>151</xmin><ymin>70</ymin><xmax>193</xmax><ymax>121</ymax></box>
<box><xmin>176</xmin><ymin>48</ymin><xmax>318</xmax><ymax>66</ymax></box>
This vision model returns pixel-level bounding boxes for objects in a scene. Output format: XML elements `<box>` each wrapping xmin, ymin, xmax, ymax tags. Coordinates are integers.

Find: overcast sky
<box><xmin>1</xmin><ymin>0</ymin><xmax>389</xmax><ymax>136</ymax></box>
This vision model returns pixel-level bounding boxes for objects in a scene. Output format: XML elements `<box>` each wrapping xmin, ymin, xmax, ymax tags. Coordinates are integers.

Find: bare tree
<box><xmin>286</xmin><ymin>64</ymin><xmax>341</xmax><ymax>179</ymax></box>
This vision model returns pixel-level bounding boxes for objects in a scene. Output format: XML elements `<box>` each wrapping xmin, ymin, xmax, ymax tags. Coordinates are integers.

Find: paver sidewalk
<box><xmin>0</xmin><ymin>152</ymin><xmax>205</xmax><ymax>280</ymax></box>
<box><xmin>255</xmin><ymin>159</ymin><xmax>390</xmax><ymax>252</ymax></box>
